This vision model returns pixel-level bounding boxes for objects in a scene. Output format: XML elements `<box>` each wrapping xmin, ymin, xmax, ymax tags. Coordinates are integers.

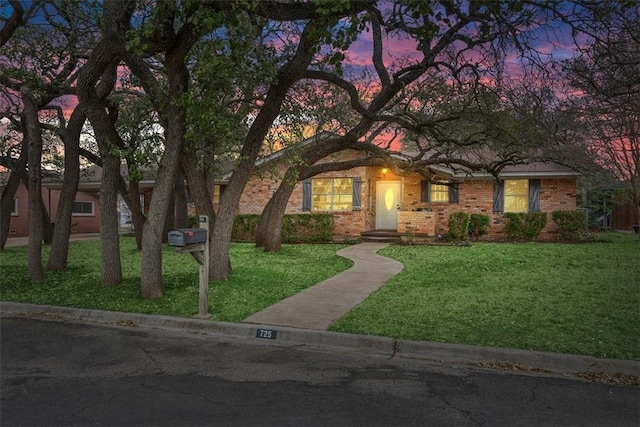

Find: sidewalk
<box><xmin>243</xmin><ymin>243</ymin><xmax>403</xmax><ymax>330</ymax></box>
<box><xmin>4</xmin><ymin>233</ymin><xmax>100</xmax><ymax>248</ymax></box>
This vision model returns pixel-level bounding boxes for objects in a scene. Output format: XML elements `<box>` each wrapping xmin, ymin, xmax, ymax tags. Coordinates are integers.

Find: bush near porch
<box><xmin>232</xmin><ymin>213</ymin><xmax>334</xmax><ymax>243</ymax></box>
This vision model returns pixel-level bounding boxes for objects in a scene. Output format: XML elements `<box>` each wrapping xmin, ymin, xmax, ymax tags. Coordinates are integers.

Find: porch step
<box><xmin>360</xmin><ymin>230</ymin><xmax>403</xmax><ymax>243</ymax></box>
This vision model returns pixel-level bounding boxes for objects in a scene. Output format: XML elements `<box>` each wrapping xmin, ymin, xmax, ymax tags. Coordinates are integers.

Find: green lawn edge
<box><xmin>1</xmin><ymin>232</ymin><xmax>638</xmax><ymax>360</ymax></box>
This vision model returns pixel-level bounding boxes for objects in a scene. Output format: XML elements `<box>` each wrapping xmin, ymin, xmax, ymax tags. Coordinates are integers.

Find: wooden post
<box><xmin>197</xmin><ymin>215</ymin><xmax>209</xmax><ymax>318</ymax></box>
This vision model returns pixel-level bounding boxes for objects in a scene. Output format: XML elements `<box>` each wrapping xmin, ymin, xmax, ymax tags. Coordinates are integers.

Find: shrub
<box><xmin>469</xmin><ymin>214</ymin><xmax>490</xmax><ymax>240</ymax></box>
<box><xmin>232</xmin><ymin>214</ymin><xmax>260</xmax><ymax>242</ymax></box>
<box><xmin>503</xmin><ymin>212</ymin><xmax>547</xmax><ymax>240</ymax></box>
<box><xmin>448</xmin><ymin>212</ymin><xmax>470</xmax><ymax>241</ymax></box>
<box><xmin>232</xmin><ymin>213</ymin><xmax>334</xmax><ymax>243</ymax></box>
<box><xmin>282</xmin><ymin>214</ymin><xmax>334</xmax><ymax>243</ymax></box>
<box><xmin>552</xmin><ymin>210</ymin><xmax>588</xmax><ymax>240</ymax></box>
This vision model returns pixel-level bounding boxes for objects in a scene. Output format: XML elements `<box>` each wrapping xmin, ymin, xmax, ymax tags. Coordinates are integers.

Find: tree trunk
<box><xmin>82</xmin><ymin>68</ymin><xmax>123</xmax><ymax>286</ymax></box>
<box><xmin>22</xmin><ymin>86</ymin><xmax>44</xmax><ymax>281</ymax></box>
<box><xmin>98</xmin><ymin>150</ymin><xmax>123</xmax><ymax>285</ymax></box>
<box><xmin>163</xmin><ymin>185</ymin><xmax>175</xmax><ymax>243</ymax></box>
<box><xmin>48</xmin><ymin>108</ymin><xmax>85</xmax><ymax>269</ymax></box>
<box><xmin>174</xmin><ymin>168</ymin><xmax>188</xmax><ymax>228</ymax></box>
<box><xmin>255</xmin><ymin>180</ymin><xmax>296</xmax><ymax>252</ymax></box>
<box><xmin>128</xmin><ymin>179</ymin><xmax>145</xmax><ymax>250</ymax></box>
<box><xmin>0</xmin><ymin>141</ymin><xmax>27</xmax><ymax>251</ymax></box>
<box><xmin>74</xmin><ymin>0</ymin><xmax>136</xmax><ymax>285</ymax></box>
<box><xmin>180</xmin><ymin>154</ymin><xmax>217</xmax><ymax>276</ymax></box>
<box><xmin>88</xmin><ymin>103</ymin><xmax>123</xmax><ymax>285</ymax></box>
<box><xmin>0</xmin><ymin>172</ymin><xmax>22</xmax><ymax>251</ymax></box>
<box><xmin>209</xmin><ymin>19</ymin><xmax>324</xmax><ymax>280</ymax></box>
<box><xmin>209</xmin><ymin>200</ymin><xmax>234</xmax><ymax>280</ymax></box>
<box><xmin>140</xmin><ymin>54</ymin><xmax>190</xmax><ymax>298</ymax></box>
<box><xmin>41</xmin><ymin>202</ymin><xmax>53</xmax><ymax>244</ymax></box>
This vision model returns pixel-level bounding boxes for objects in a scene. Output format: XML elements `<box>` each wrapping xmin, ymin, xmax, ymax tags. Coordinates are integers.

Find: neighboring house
<box><xmin>3</xmin><ymin>179</ymin><xmax>101</xmax><ymax>237</ymax></box>
<box><xmin>225</xmin><ymin>136</ymin><xmax>580</xmax><ymax>240</ymax></box>
<box><xmin>1</xmin><ymin>165</ymin><xmax>155</xmax><ymax>237</ymax></box>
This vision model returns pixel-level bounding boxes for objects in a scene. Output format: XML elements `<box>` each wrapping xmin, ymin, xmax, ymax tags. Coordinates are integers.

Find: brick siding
<box><xmin>234</xmin><ymin>152</ymin><xmax>578</xmax><ymax>241</ymax></box>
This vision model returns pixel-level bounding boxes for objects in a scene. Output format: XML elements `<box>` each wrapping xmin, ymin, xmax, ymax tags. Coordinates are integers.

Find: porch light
<box><xmin>381</xmin><ymin>168</ymin><xmax>388</xmax><ymax>176</ymax></box>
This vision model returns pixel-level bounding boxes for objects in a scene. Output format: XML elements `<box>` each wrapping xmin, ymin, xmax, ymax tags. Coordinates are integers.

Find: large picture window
<box><xmin>312</xmin><ymin>178</ymin><xmax>353</xmax><ymax>211</ymax></box>
<box><xmin>72</xmin><ymin>200</ymin><xmax>94</xmax><ymax>216</ymax></box>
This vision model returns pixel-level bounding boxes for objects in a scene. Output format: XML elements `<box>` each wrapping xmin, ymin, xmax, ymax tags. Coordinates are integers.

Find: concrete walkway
<box><xmin>243</xmin><ymin>242</ymin><xmax>403</xmax><ymax>330</ymax></box>
<box><xmin>4</xmin><ymin>233</ymin><xmax>100</xmax><ymax>248</ymax></box>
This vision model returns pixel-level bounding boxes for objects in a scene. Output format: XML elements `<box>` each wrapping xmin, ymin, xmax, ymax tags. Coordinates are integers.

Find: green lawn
<box><xmin>1</xmin><ymin>233</ymin><xmax>638</xmax><ymax>360</ymax></box>
<box><xmin>0</xmin><ymin>239</ymin><xmax>351</xmax><ymax>322</ymax></box>
<box><xmin>330</xmin><ymin>233</ymin><xmax>640</xmax><ymax>360</ymax></box>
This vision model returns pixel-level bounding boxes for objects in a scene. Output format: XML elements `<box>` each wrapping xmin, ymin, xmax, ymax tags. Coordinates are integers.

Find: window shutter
<box><xmin>302</xmin><ymin>179</ymin><xmax>312</xmax><ymax>211</ymax></box>
<box><xmin>449</xmin><ymin>183</ymin><xmax>459</xmax><ymax>204</ymax></box>
<box><xmin>529</xmin><ymin>179</ymin><xmax>541</xmax><ymax>212</ymax></box>
<box><xmin>493</xmin><ymin>180</ymin><xmax>504</xmax><ymax>213</ymax></box>
<box><xmin>420</xmin><ymin>180</ymin><xmax>429</xmax><ymax>202</ymax></box>
<box><xmin>352</xmin><ymin>178</ymin><xmax>362</xmax><ymax>210</ymax></box>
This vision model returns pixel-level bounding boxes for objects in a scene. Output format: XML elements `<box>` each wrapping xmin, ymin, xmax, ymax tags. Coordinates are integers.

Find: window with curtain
<box><xmin>504</xmin><ymin>179</ymin><xmax>529</xmax><ymax>213</ymax></box>
<box><xmin>311</xmin><ymin>178</ymin><xmax>353</xmax><ymax>211</ymax></box>
<box><xmin>430</xmin><ymin>183</ymin><xmax>449</xmax><ymax>202</ymax></box>
<box><xmin>420</xmin><ymin>180</ymin><xmax>459</xmax><ymax>204</ymax></box>
<box><xmin>493</xmin><ymin>179</ymin><xmax>541</xmax><ymax>213</ymax></box>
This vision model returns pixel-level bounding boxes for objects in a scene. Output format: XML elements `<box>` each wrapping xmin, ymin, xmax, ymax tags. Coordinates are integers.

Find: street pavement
<box><xmin>2</xmin><ymin>239</ymin><xmax>639</xmax><ymax>426</ymax></box>
<box><xmin>2</xmin><ymin>316</ymin><xmax>639</xmax><ymax>427</ymax></box>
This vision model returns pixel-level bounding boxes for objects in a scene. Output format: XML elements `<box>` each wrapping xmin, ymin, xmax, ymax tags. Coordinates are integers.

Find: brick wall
<box><xmin>232</xmin><ymin>152</ymin><xmax>577</xmax><ymax>241</ymax></box>
<box><xmin>238</xmin><ymin>150</ymin><xmax>372</xmax><ymax>236</ymax></box>
<box><xmin>398</xmin><ymin>175</ymin><xmax>577</xmax><ymax>240</ymax></box>
<box><xmin>398</xmin><ymin>211</ymin><xmax>436</xmax><ymax>235</ymax></box>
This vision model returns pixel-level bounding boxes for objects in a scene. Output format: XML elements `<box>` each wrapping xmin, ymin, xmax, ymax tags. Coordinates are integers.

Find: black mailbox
<box><xmin>167</xmin><ymin>228</ymin><xmax>207</xmax><ymax>247</ymax></box>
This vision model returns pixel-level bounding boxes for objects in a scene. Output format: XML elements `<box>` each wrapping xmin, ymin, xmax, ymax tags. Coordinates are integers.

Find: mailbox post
<box><xmin>167</xmin><ymin>215</ymin><xmax>210</xmax><ymax>318</ymax></box>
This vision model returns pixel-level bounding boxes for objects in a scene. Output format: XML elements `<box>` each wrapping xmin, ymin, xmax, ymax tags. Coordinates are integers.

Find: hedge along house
<box><xmin>218</xmin><ymin>134</ymin><xmax>581</xmax><ymax>241</ymax></box>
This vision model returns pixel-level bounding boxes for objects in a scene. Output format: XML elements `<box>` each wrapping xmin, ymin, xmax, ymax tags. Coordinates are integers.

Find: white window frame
<box><xmin>72</xmin><ymin>200</ymin><xmax>95</xmax><ymax>216</ymax></box>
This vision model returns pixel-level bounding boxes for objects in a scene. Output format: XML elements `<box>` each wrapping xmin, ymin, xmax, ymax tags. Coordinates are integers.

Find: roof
<box><xmin>0</xmin><ymin>164</ymin><xmax>158</xmax><ymax>192</ymax></box>
<box><xmin>429</xmin><ymin>162</ymin><xmax>581</xmax><ymax>179</ymax></box>
<box><xmin>221</xmin><ymin>131</ymin><xmax>335</xmax><ymax>180</ymax></box>
<box><xmin>237</xmin><ymin>133</ymin><xmax>580</xmax><ymax>180</ymax></box>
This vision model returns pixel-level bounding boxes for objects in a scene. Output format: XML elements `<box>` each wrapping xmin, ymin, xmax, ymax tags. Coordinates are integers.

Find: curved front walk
<box><xmin>242</xmin><ymin>243</ymin><xmax>404</xmax><ymax>330</ymax></box>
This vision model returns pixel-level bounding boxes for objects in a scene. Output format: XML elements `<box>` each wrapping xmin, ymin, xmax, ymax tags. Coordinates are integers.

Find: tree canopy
<box><xmin>1</xmin><ymin>0</ymin><xmax>633</xmax><ymax>295</ymax></box>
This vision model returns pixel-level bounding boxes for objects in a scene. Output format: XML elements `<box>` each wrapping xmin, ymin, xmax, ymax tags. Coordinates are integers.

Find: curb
<box><xmin>2</xmin><ymin>301</ymin><xmax>639</xmax><ymax>379</ymax></box>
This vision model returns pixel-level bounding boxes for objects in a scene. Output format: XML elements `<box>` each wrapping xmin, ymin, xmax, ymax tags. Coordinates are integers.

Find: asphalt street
<box><xmin>1</xmin><ymin>316</ymin><xmax>638</xmax><ymax>427</ymax></box>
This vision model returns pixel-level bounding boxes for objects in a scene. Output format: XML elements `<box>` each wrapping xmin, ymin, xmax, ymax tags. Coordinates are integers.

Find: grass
<box><xmin>330</xmin><ymin>232</ymin><xmax>640</xmax><ymax>360</ymax></box>
<box><xmin>0</xmin><ymin>238</ymin><xmax>351</xmax><ymax>322</ymax></box>
<box><xmin>1</xmin><ymin>232</ymin><xmax>638</xmax><ymax>360</ymax></box>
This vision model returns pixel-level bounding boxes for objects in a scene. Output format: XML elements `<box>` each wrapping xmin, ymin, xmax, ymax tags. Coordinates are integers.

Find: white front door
<box><xmin>376</xmin><ymin>181</ymin><xmax>401</xmax><ymax>230</ymax></box>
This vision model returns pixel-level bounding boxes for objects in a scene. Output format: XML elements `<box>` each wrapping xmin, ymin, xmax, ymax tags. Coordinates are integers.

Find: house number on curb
<box><xmin>256</xmin><ymin>329</ymin><xmax>277</xmax><ymax>340</ymax></box>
